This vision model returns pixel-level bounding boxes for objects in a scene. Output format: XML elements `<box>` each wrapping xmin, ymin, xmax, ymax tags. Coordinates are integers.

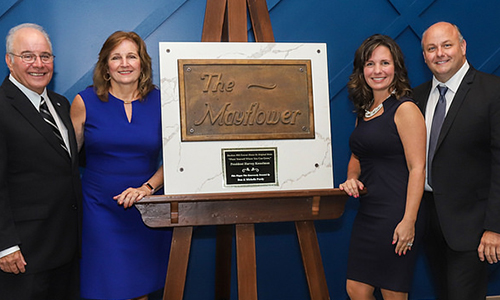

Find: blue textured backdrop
<box><xmin>2</xmin><ymin>1</ymin><xmax>500</xmax><ymax>299</ymax></box>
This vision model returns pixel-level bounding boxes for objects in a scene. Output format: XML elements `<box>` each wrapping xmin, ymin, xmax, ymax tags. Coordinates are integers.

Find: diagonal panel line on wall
<box><xmin>63</xmin><ymin>0</ymin><xmax>188</xmax><ymax>98</ymax></box>
<box><xmin>329</xmin><ymin>0</ymin><xmax>434</xmax><ymax>101</ymax></box>
<box><xmin>266</xmin><ymin>0</ymin><xmax>282</xmax><ymax>12</ymax></box>
<box><xmin>134</xmin><ymin>0</ymin><xmax>187</xmax><ymax>39</ymax></box>
<box><xmin>480</xmin><ymin>47</ymin><xmax>500</xmax><ymax>74</ymax></box>
<box><xmin>384</xmin><ymin>0</ymin><xmax>435</xmax><ymax>38</ymax></box>
<box><xmin>0</xmin><ymin>0</ymin><xmax>19</xmax><ymax>20</ymax></box>
<box><xmin>328</xmin><ymin>65</ymin><xmax>353</xmax><ymax>100</ymax></box>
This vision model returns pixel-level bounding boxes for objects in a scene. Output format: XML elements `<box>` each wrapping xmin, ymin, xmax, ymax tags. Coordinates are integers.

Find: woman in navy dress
<box><xmin>339</xmin><ymin>34</ymin><xmax>426</xmax><ymax>299</ymax></box>
<box><xmin>71</xmin><ymin>31</ymin><xmax>172</xmax><ymax>300</ymax></box>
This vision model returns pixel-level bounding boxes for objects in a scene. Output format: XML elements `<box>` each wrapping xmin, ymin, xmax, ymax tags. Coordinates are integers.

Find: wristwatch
<box><xmin>143</xmin><ymin>182</ymin><xmax>155</xmax><ymax>194</ymax></box>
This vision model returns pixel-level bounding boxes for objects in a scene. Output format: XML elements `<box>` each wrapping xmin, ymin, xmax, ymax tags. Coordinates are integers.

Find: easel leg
<box><xmin>163</xmin><ymin>226</ymin><xmax>193</xmax><ymax>300</ymax></box>
<box><xmin>236</xmin><ymin>223</ymin><xmax>258</xmax><ymax>300</ymax></box>
<box><xmin>295</xmin><ymin>221</ymin><xmax>330</xmax><ymax>300</ymax></box>
<box><xmin>215</xmin><ymin>225</ymin><xmax>233</xmax><ymax>300</ymax></box>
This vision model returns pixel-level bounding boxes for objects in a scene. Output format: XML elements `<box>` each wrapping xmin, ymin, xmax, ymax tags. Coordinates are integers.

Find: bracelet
<box><xmin>143</xmin><ymin>182</ymin><xmax>155</xmax><ymax>194</ymax></box>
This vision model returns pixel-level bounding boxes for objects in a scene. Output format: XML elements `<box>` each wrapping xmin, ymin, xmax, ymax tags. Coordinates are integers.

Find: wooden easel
<box><xmin>136</xmin><ymin>190</ymin><xmax>348</xmax><ymax>300</ymax></box>
<box><xmin>136</xmin><ymin>1</ymin><xmax>349</xmax><ymax>299</ymax></box>
<box><xmin>202</xmin><ymin>1</ymin><xmax>274</xmax><ymax>299</ymax></box>
<box><xmin>201</xmin><ymin>0</ymin><xmax>274</xmax><ymax>43</ymax></box>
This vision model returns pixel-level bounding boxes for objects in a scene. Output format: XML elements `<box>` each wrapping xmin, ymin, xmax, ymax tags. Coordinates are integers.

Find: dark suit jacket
<box><xmin>414</xmin><ymin>66</ymin><xmax>500</xmax><ymax>251</ymax></box>
<box><xmin>0</xmin><ymin>76</ymin><xmax>82</xmax><ymax>274</ymax></box>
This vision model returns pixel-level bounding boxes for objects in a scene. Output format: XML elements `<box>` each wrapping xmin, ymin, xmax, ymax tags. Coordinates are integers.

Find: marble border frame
<box><xmin>159</xmin><ymin>42</ymin><xmax>333</xmax><ymax>194</ymax></box>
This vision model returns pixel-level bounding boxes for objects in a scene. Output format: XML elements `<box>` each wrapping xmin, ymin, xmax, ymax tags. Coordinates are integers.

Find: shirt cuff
<box><xmin>0</xmin><ymin>246</ymin><xmax>21</xmax><ymax>258</ymax></box>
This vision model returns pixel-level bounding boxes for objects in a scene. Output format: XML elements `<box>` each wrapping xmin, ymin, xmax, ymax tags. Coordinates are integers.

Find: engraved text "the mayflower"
<box><xmin>194</xmin><ymin>102</ymin><xmax>302</xmax><ymax>126</ymax></box>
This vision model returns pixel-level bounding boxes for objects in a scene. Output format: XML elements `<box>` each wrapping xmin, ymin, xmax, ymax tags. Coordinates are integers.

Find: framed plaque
<box><xmin>159</xmin><ymin>43</ymin><xmax>333</xmax><ymax>194</ymax></box>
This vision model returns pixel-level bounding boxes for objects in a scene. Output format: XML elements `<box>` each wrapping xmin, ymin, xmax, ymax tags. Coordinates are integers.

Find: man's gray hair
<box><xmin>6</xmin><ymin>23</ymin><xmax>53</xmax><ymax>61</ymax></box>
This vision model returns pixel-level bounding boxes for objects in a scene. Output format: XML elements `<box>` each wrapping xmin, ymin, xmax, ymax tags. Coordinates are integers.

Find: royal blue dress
<box><xmin>79</xmin><ymin>87</ymin><xmax>172</xmax><ymax>300</ymax></box>
<box><xmin>346</xmin><ymin>96</ymin><xmax>424</xmax><ymax>292</ymax></box>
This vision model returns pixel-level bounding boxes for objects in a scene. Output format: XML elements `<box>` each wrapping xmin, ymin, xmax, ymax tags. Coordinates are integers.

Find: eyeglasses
<box><xmin>9</xmin><ymin>52</ymin><xmax>55</xmax><ymax>64</ymax></box>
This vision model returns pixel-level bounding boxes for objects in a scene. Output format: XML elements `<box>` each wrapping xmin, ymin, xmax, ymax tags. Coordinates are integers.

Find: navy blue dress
<box><xmin>346</xmin><ymin>96</ymin><xmax>424</xmax><ymax>292</ymax></box>
<box><xmin>79</xmin><ymin>87</ymin><xmax>172</xmax><ymax>299</ymax></box>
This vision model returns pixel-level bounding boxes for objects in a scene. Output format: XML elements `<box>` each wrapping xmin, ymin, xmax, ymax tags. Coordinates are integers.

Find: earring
<box><xmin>104</xmin><ymin>73</ymin><xmax>111</xmax><ymax>81</ymax></box>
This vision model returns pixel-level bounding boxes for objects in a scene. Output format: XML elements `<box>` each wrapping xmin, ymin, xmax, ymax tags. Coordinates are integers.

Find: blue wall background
<box><xmin>2</xmin><ymin>1</ymin><xmax>500</xmax><ymax>299</ymax></box>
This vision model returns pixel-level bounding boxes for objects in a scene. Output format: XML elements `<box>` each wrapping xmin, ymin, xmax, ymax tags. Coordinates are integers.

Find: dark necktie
<box><xmin>39</xmin><ymin>96</ymin><xmax>69</xmax><ymax>154</ymax></box>
<box><xmin>427</xmin><ymin>85</ymin><xmax>448</xmax><ymax>186</ymax></box>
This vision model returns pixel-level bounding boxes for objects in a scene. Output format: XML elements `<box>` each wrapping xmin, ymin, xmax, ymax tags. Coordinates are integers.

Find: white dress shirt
<box><xmin>424</xmin><ymin>61</ymin><xmax>470</xmax><ymax>191</ymax></box>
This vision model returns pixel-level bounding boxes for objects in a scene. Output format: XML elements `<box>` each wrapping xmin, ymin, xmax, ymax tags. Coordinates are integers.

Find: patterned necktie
<box><xmin>39</xmin><ymin>96</ymin><xmax>69</xmax><ymax>154</ymax></box>
<box><xmin>427</xmin><ymin>85</ymin><xmax>448</xmax><ymax>186</ymax></box>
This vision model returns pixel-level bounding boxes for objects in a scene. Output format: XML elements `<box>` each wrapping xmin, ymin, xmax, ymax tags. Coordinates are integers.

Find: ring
<box><xmin>407</xmin><ymin>242</ymin><xmax>413</xmax><ymax>247</ymax></box>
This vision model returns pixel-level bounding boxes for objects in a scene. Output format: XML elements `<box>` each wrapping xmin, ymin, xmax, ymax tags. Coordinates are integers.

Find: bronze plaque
<box><xmin>178</xmin><ymin>59</ymin><xmax>314</xmax><ymax>141</ymax></box>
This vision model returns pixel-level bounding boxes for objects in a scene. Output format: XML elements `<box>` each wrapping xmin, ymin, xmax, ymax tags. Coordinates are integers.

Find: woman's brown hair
<box><xmin>347</xmin><ymin>34</ymin><xmax>412</xmax><ymax>118</ymax></box>
<box><xmin>93</xmin><ymin>31</ymin><xmax>155</xmax><ymax>102</ymax></box>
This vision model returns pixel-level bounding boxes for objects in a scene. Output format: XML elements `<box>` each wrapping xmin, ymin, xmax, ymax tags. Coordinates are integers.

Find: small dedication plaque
<box><xmin>179</xmin><ymin>59</ymin><xmax>314</xmax><ymax>141</ymax></box>
<box><xmin>223</xmin><ymin>148</ymin><xmax>278</xmax><ymax>187</ymax></box>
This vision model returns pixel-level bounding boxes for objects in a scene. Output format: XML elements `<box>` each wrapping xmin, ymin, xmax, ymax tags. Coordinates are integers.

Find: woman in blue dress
<box><xmin>339</xmin><ymin>34</ymin><xmax>426</xmax><ymax>299</ymax></box>
<box><xmin>71</xmin><ymin>31</ymin><xmax>172</xmax><ymax>300</ymax></box>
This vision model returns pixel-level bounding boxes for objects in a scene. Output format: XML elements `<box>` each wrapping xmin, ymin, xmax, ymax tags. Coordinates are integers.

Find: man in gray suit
<box><xmin>0</xmin><ymin>23</ymin><xmax>82</xmax><ymax>299</ymax></box>
<box><xmin>414</xmin><ymin>21</ymin><xmax>500</xmax><ymax>300</ymax></box>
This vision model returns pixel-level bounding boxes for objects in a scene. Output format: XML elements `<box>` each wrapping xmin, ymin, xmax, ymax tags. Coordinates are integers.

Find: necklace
<box><xmin>364</xmin><ymin>91</ymin><xmax>395</xmax><ymax>118</ymax></box>
<box><xmin>364</xmin><ymin>103</ymin><xmax>383</xmax><ymax>118</ymax></box>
